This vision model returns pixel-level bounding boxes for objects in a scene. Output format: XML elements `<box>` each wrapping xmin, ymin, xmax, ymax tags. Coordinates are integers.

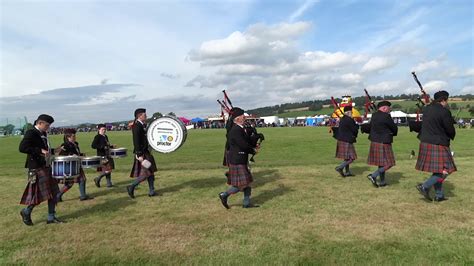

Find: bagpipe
<box><xmin>360</xmin><ymin>89</ymin><xmax>377</xmax><ymax>134</ymax></box>
<box><xmin>329</xmin><ymin>97</ymin><xmax>345</xmax><ymax>139</ymax></box>
<box><xmin>409</xmin><ymin>72</ymin><xmax>431</xmax><ymax>133</ymax></box>
<box><xmin>217</xmin><ymin>90</ymin><xmax>265</xmax><ymax>162</ymax></box>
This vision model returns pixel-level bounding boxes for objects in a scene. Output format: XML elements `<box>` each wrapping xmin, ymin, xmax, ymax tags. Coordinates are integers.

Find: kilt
<box><xmin>97</xmin><ymin>157</ymin><xmax>114</xmax><ymax>173</ymax></box>
<box><xmin>58</xmin><ymin>168</ymin><xmax>86</xmax><ymax>184</ymax></box>
<box><xmin>227</xmin><ymin>164</ymin><xmax>253</xmax><ymax>188</ymax></box>
<box><xmin>415</xmin><ymin>142</ymin><xmax>457</xmax><ymax>174</ymax></box>
<box><xmin>130</xmin><ymin>152</ymin><xmax>157</xmax><ymax>178</ymax></box>
<box><xmin>20</xmin><ymin>167</ymin><xmax>59</xmax><ymax>206</ymax></box>
<box><xmin>367</xmin><ymin>142</ymin><xmax>395</xmax><ymax>167</ymax></box>
<box><xmin>335</xmin><ymin>140</ymin><xmax>357</xmax><ymax>160</ymax></box>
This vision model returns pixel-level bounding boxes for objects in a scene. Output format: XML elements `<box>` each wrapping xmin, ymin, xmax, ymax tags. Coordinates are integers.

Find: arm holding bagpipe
<box><xmin>329</xmin><ymin>97</ymin><xmax>346</xmax><ymax>138</ymax></box>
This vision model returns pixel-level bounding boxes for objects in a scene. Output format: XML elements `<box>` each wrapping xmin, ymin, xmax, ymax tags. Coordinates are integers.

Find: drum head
<box><xmin>147</xmin><ymin>116</ymin><xmax>187</xmax><ymax>153</ymax></box>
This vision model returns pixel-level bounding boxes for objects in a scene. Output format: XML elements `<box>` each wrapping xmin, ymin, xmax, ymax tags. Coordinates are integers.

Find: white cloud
<box><xmin>288</xmin><ymin>0</ymin><xmax>319</xmax><ymax>22</ymax></box>
<box><xmin>411</xmin><ymin>59</ymin><xmax>440</xmax><ymax>72</ymax></box>
<box><xmin>424</xmin><ymin>80</ymin><xmax>448</xmax><ymax>91</ymax></box>
<box><xmin>361</xmin><ymin>57</ymin><xmax>397</xmax><ymax>73</ymax></box>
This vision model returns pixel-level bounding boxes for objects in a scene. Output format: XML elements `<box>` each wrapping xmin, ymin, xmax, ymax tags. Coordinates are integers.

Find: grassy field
<box><xmin>0</xmin><ymin>127</ymin><xmax>473</xmax><ymax>265</ymax></box>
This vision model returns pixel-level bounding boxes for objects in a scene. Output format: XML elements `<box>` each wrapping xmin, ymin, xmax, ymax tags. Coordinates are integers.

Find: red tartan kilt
<box><xmin>335</xmin><ymin>140</ymin><xmax>357</xmax><ymax>160</ymax></box>
<box><xmin>97</xmin><ymin>157</ymin><xmax>114</xmax><ymax>173</ymax></box>
<box><xmin>227</xmin><ymin>164</ymin><xmax>253</xmax><ymax>188</ymax></box>
<box><xmin>415</xmin><ymin>142</ymin><xmax>457</xmax><ymax>174</ymax></box>
<box><xmin>130</xmin><ymin>153</ymin><xmax>157</xmax><ymax>178</ymax></box>
<box><xmin>367</xmin><ymin>142</ymin><xmax>396</xmax><ymax>167</ymax></box>
<box><xmin>20</xmin><ymin>167</ymin><xmax>59</xmax><ymax>206</ymax></box>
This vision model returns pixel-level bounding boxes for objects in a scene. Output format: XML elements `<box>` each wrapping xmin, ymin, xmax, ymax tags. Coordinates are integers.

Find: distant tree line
<box><xmin>247</xmin><ymin>94</ymin><xmax>474</xmax><ymax>116</ymax></box>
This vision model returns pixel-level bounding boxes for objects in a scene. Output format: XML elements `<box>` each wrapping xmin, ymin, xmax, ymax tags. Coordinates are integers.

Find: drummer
<box><xmin>127</xmin><ymin>108</ymin><xmax>157</xmax><ymax>198</ymax></box>
<box><xmin>91</xmin><ymin>124</ymin><xmax>115</xmax><ymax>188</ymax></box>
<box><xmin>56</xmin><ymin>128</ymin><xmax>93</xmax><ymax>201</ymax></box>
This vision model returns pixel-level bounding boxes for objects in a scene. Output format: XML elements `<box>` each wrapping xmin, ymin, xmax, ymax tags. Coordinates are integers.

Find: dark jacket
<box><xmin>228</xmin><ymin>124</ymin><xmax>255</xmax><ymax>165</ymax></box>
<box><xmin>59</xmin><ymin>141</ymin><xmax>82</xmax><ymax>156</ymax></box>
<box><xmin>418</xmin><ymin>102</ymin><xmax>455</xmax><ymax>146</ymax></box>
<box><xmin>336</xmin><ymin>115</ymin><xmax>359</xmax><ymax>143</ymax></box>
<box><xmin>19</xmin><ymin>127</ymin><xmax>52</xmax><ymax>169</ymax></box>
<box><xmin>132</xmin><ymin>120</ymin><xmax>150</xmax><ymax>157</ymax></box>
<box><xmin>91</xmin><ymin>134</ymin><xmax>111</xmax><ymax>156</ymax></box>
<box><xmin>369</xmin><ymin>111</ymin><xmax>398</xmax><ymax>144</ymax></box>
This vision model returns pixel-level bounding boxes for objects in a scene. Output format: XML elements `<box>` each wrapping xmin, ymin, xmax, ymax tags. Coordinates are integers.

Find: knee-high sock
<box><xmin>379</xmin><ymin>171</ymin><xmax>386</xmax><ymax>185</ymax></box>
<box><xmin>96</xmin><ymin>172</ymin><xmax>107</xmax><ymax>181</ymax></box>
<box><xmin>147</xmin><ymin>175</ymin><xmax>155</xmax><ymax>194</ymax></box>
<box><xmin>24</xmin><ymin>205</ymin><xmax>35</xmax><ymax>215</ymax></box>
<box><xmin>371</xmin><ymin>166</ymin><xmax>385</xmax><ymax>178</ymax></box>
<box><xmin>223</xmin><ymin>186</ymin><xmax>240</xmax><ymax>197</ymax></box>
<box><xmin>79</xmin><ymin>180</ymin><xmax>87</xmax><ymax>198</ymax></box>
<box><xmin>131</xmin><ymin>176</ymin><xmax>148</xmax><ymax>188</ymax></box>
<box><xmin>337</xmin><ymin>159</ymin><xmax>353</xmax><ymax>170</ymax></box>
<box><xmin>47</xmin><ymin>199</ymin><xmax>56</xmax><ymax>220</ymax></box>
<box><xmin>423</xmin><ymin>173</ymin><xmax>443</xmax><ymax>189</ymax></box>
<box><xmin>243</xmin><ymin>187</ymin><xmax>251</xmax><ymax>206</ymax></box>
<box><xmin>105</xmin><ymin>173</ymin><xmax>112</xmax><ymax>187</ymax></box>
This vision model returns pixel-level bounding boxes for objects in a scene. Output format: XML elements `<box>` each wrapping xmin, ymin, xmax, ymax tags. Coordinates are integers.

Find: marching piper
<box><xmin>218</xmin><ymin>107</ymin><xmax>259</xmax><ymax>209</ymax></box>
<box><xmin>366</xmin><ymin>101</ymin><xmax>398</xmax><ymax>187</ymax></box>
<box><xmin>334</xmin><ymin>106</ymin><xmax>359</xmax><ymax>177</ymax></box>
<box><xmin>19</xmin><ymin>114</ymin><xmax>64</xmax><ymax>225</ymax></box>
<box><xmin>127</xmin><ymin>108</ymin><xmax>158</xmax><ymax>198</ymax></box>
<box><xmin>91</xmin><ymin>124</ymin><xmax>115</xmax><ymax>188</ymax></box>
<box><xmin>415</xmin><ymin>90</ymin><xmax>456</xmax><ymax>202</ymax></box>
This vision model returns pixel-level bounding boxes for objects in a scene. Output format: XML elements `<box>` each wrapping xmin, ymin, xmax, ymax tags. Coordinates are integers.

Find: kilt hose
<box><xmin>97</xmin><ymin>157</ymin><xmax>115</xmax><ymax>173</ymax></box>
<box><xmin>336</xmin><ymin>140</ymin><xmax>357</xmax><ymax>160</ymax></box>
<box><xmin>227</xmin><ymin>164</ymin><xmax>253</xmax><ymax>189</ymax></box>
<box><xmin>20</xmin><ymin>167</ymin><xmax>59</xmax><ymax>206</ymax></box>
<box><xmin>367</xmin><ymin>142</ymin><xmax>395</xmax><ymax>169</ymax></box>
<box><xmin>416</xmin><ymin>142</ymin><xmax>457</xmax><ymax>174</ymax></box>
<box><xmin>130</xmin><ymin>152</ymin><xmax>157</xmax><ymax>178</ymax></box>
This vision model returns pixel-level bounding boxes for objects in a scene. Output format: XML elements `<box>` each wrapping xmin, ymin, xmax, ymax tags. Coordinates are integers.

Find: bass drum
<box><xmin>147</xmin><ymin>116</ymin><xmax>187</xmax><ymax>153</ymax></box>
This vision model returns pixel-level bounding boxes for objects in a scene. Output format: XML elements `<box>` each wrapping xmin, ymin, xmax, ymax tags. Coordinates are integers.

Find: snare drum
<box><xmin>109</xmin><ymin>148</ymin><xmax>127</xmax><ymax>158</ymax></box>
<box><xmin>81</xmin><ymin>156</ymin><xmax>102</xmax><ymax>168</ymax></box>
<box><xmin>51</xmin><ymin>156</ymin><xmax>81</xmax><ymax>179</ymax></box>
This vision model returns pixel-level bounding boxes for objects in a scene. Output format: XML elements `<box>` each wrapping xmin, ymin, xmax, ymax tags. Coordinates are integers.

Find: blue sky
<box><xmin>1</xmin><ymin>0</ymin><xmax>473</xmax><ymax>125</ymax></box>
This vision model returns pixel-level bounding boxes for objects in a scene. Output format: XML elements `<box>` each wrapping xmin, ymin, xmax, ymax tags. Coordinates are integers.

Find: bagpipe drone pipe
<box><xmin>360</xmin><ymin>89</ymin><xmax>377</xmax><ymax>134</ymax></box>
<box><xmin>217</xmin><ymin>90</ymin><xmax>265</xmax><ymax>162</ymax></box>
<box><xmin>409</xmin><ymin>72</ymin><xmax>430</xmax><ymax>133</ymax></box>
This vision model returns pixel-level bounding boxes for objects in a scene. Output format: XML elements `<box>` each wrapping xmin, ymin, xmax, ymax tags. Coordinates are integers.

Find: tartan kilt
<box><xmin>130</xmin><ymin>152</ymin><xmax>157</xmax><ymax>178</ymax></box>
<box><xmin>227</xmin><ymin>164</ymin><xmax>253</xmax><ymax>188</ymax></box>
<box><xmin>20</xmin><ymin>167</ymin><xmax>59</xmax><ymax>206</ymax></box>
<box><xmin>367</xmin><ymin>142</ymin><xmax>396</xmax><ymax>167</ymax></box>
<box><xmin>58</xmin><ymin>168</ymin><xmax>86</xmax><ymax>184</ymax></box>
<box><xmin>97</xmin><ymin>157</ymin><xmax>114</xmax><ymax>173</ymax></box>
<box><xmin>335</xmin><ymin>140</ymin><xmax>357</xmax><ymax>160</ymax></box>
<box><xmin>415</xmin><ymin>142</ymin><xmax>457</xmax><ymax>174</ymax></box>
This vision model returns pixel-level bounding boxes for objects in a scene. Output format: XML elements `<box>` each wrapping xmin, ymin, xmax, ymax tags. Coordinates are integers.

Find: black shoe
<box><xmin>367</xmin><ymin>174</ymin><xmax>379</xmax><ymax>188</ymax></box>
<box><xmin>434</xmin><ymin>196</ymin><xmax>448</xmax><ymax>202</ymax></box>
<box><xmin>335</xmin><ymin>167</ymin><xmax>345</xmax><ymax>177</ymax></box>
<box><xmin>57</xmin><ymin>194</ymin><xmax>63</xmax><ymax>202</ymax></box>
<box><xmin>219</xmin><ymin>192</ymin><xmax>230</xmax><ymax>209</ymax></box>
<box><xmin>378</xmin><ymin>183</ymin><xmax>388</xmax><ymax>187</ymax></box>
<box><xmin>416</xmin><ymin>183</ymin><xmax>432</xmax><ymax>201</ymax></box>
<box><xmin>47</xmin><ymin>217</ymin><xmax>65</xmax><ymax>224</ymax></box>
<box><xmin>20</xmin><ymin>210</ymin><xmax>33</xmax><ymax>226</ymax></box>
<box><xmin>344</xmin><ymin>172</ymin><xmax>355</xmax><ymax>177</ymax></box>
<box><xmin>127</xmin><ymin>185</ymin><xmax>135</xmax><ymax>199</ymax></box>
<box><xmin>106</xmin><ymin>185</ymin><xmax>114</xmax><ymax>188</ymax></box>
<box><xmin>243</xmin><ymin>204</ymin><xmax>260</xmax><ymax>208</ymax></box>
<box><xmin>94</xmin><ymin>177</ymin><xmax>100</xmax><ymax>188</ymax></box>
<box><xmin>148</xmin><ymin>192</ymin><xmax>158</xmax><ymax>197</ymax></box>
<box><xmin>80</xmin><ymin>195</ymin><xmax>94</xmax><ymax>201</ymax></box>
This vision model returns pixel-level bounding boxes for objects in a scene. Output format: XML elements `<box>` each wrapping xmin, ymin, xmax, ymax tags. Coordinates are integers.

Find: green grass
<box><xmin>1</xmin><ymin>127</ymin><xmax>473</xmax><ymax>265</ymax></box>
